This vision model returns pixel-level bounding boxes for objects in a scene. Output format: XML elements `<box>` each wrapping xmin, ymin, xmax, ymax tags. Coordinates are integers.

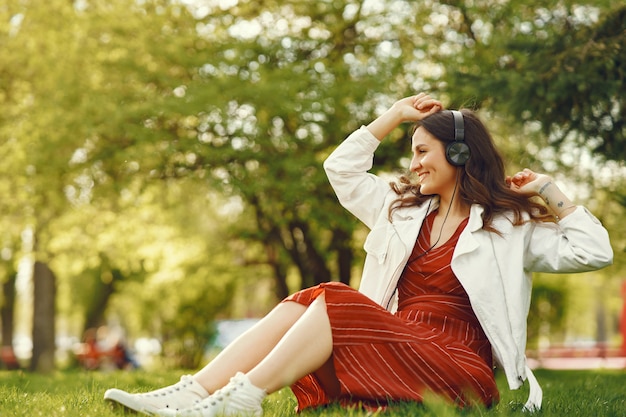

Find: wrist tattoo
<box><xmin>538</xmin><ymin>181</ymin><xmax>552</xmax><ymax>196</ymax></box>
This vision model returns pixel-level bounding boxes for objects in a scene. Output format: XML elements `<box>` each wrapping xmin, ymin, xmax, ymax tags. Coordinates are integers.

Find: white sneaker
<box><xmin>156</xmin><ymin>372</ymin><xmax>266</xmax><ymax>417</ymax></box>
<box><xmin>104</xmin><ymin>375</ymin><xmax>209</xmax><ymax>415</ymax></box>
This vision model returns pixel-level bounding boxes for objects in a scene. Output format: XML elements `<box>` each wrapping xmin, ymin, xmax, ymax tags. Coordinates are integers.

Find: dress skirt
<box><xmin>282</xmin><ymin>212</ymin><xmax>499</xmax><ymax>411</ymax></box>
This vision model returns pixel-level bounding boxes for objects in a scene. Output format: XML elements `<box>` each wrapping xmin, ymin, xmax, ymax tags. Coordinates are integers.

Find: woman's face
<box><xmin>410</xmin><ymin>126</ymin><xmax>458</xmax><ymax>196</ymax></box>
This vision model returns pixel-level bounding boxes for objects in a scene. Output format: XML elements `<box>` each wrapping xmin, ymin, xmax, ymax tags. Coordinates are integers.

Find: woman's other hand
<box><xmin>506</xmin><ymin>169</ymin><xmax>552</xmax><ymax>196</ymax></box>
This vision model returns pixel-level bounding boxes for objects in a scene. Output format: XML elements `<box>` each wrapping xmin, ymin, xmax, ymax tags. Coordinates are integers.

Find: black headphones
<box><xmin>445</xmin><ymin>110</ymin><xmax>470</xmax><ymax>166</ymax></box>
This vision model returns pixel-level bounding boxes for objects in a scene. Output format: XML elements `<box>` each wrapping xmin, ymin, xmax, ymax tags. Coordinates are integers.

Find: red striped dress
<box><xmin>283</xmin><ymin>211</ymin><xmax>500</xmax><ymax>411</ymax></box>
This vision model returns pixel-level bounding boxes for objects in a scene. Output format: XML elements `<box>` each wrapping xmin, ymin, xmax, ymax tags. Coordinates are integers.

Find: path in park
<box><xmin>527</xmin><ymin>356</ymin><xmax>626</xmax><ymax>370</ymax></box>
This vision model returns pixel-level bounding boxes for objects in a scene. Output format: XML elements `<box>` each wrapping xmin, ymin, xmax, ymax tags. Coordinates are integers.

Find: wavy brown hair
<box><xmin>389</xmin><ymin>109</ymin><xmax>553</xmax><ymax>231</ymax></box>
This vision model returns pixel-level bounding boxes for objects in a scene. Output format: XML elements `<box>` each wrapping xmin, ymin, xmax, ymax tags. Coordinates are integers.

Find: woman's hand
<box><xmin>367</xmin><ymin>93</ymin><xmax>442</xmax><ymax>141</ymax></box>
<box><xmin>506</xmin><ymin>169</ymin><xmax>551</xmax><ymax>196</ymax></box>
<box><xmin>390</xmin><ymin>93</ymin><xmax>443</xmax><ymax>123</ymax></box>
<box><xmin>507</xmin><ymin>168</ymin><xmax>577</xmax><ymax>219</ymax></box>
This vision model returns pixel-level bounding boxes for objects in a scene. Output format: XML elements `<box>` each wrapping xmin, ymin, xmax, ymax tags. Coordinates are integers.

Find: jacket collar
<box><xmin>389</xmin><ymin>198</ymin><xmax>485</xmax><ymax>253</ymax></box>
<box><xmin>468</xmin><ymin>203</ymin><xmax>485</xmax><ymax>232</ymax></box>
<box><xmin>394</xmin><ymin>197</ymin><xmax>485</xmax><ymax>230</ymax></box>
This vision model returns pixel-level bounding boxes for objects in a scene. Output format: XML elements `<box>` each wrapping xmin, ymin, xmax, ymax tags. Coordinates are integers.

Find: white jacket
<box><xmin>323</xmin><ymin>126</ymin><xmax>614</xmax><ymax>411</ymax></box>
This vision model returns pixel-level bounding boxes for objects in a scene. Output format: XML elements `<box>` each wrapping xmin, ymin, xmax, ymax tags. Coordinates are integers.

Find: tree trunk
<box><xmin>30</xmin><ymin>261</ymin><xmax>56</xmax><ymax>373</ymax></box>
<box><xmin>266</xmin><ymin>241</ymin><xmax>290</xmax><ymax>300</ymax></box>
<box><xmin>82</xmin><ymin>267</ymin><xmax>121</xmax><ymax>334</ymax></box>
<box><xmin>1</xmin><ymin>271</ymin><xmax>19</xmax><ymax>369</ymax></box>
<box><xmin>332</xmin><ymin>228</ymin><xmax>353</xmax><ymax>286</ymax></box>
<box><xmin>287</xmin><ymin>221</ymin><xmax>331</xmax><ymax>289</ymax></box>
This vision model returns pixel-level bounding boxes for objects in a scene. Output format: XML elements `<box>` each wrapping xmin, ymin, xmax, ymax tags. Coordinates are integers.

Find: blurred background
<box><xmin>0</xmin><ymin>0</ymin><xmax>624</xmax><ymax>373</ymax></box>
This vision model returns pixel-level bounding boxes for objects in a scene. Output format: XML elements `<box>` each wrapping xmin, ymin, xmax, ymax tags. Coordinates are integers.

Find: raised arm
<box><xmin>506</xmin><ymin>168</ymin><xmax>577</xmax><ymax>220</ymax></box>
<box><xmin>324</xmin><ymin>93</ymin><xmax>443</xmax><ymax>228</ymax></box>
<box><xmin>366</xmin><ymin>93</ymin><xmax>442</xmax><ymax>141</ymax></box>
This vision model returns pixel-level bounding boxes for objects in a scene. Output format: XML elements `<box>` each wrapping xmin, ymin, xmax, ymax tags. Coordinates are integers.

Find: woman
<box><xmin>104</xmin><ymin>94</ymin><xmax>613</xmax><ymax>416</ymax></box>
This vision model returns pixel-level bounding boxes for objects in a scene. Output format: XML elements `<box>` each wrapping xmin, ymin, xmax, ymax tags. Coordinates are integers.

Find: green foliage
<box><xmin>434</xmin><ymin>1</ymin><xmax>625</xmax><ymax>162</ymax></box>
<box><xmin>527</xmin><ymin>280</ymin><xmax>566</xmax><ymax>348</ymax></box>
<box><xmin>132</xmin><ymin>0</ymin><xmax>418</xmax><ymax>291</ymax></box>
<box><xmin>0</xmin><ymin>369</ymin><xmax>625</xmax><ymax>416</ymax></box>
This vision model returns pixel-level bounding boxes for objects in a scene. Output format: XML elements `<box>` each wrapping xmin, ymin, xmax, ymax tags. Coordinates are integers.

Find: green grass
<box><xmin>0</xmin><ymin>369</ymin><xmax>624</xmax><ymax>416</ymax></box>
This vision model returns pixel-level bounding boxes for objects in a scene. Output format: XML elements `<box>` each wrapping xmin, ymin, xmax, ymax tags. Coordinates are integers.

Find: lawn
<box><xmin>0</xmin><ymin>368</ymin><xmax>624</xmax><ymax>416</ymax></box>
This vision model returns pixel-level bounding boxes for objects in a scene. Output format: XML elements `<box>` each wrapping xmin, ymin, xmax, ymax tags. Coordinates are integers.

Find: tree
<box><xmin>428</xmin><ymin>0</ymin><xmax>624</xmax><ymax>162</ymax></box>
<box><xmin>0</xmin><ymin>3</ymin><xmax>34</xmax><ymax>369</ymax></box>
<box><xmin>72</xmin><ymin>0</ymin><xmax>431</xmax><ymax>299</ymax></box>
<box><xmin>0</xmin><ymin>0</ymin><xmax>210</xmax><ymax>370</ymax></box>
<box><xmin>1</xmin><ymin>0</ymin><xmax>105</xmax><ymax>372</ymax></box>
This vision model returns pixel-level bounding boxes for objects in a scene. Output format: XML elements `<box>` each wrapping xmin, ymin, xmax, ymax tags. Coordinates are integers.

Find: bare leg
<box><xmin>194</xmin><ymin>301</ymin><xmax>307</xmax><ymax>393</ymax></box>
<box><xmin>246</xmin><ymin>294</ymin><xmax>334</xmax><ymax>393</ymax></box>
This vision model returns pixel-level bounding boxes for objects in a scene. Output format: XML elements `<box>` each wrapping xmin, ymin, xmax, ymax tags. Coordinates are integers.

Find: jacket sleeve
<box><xmin>524</xmin><ymin>206</ymin><xmax>613</xmax><ymax>273</ymax></box>
<box><xmin>323</xmin><ymin>126</ymin><xmax>395</xmax><ymax>229</ymax></box>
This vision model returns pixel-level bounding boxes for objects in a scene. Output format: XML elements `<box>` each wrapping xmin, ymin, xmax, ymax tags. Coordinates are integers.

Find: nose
<box><xmin>410</xmin><ymin>154</ymin><xmax>421</xmax><ymax>172</ymax></box>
